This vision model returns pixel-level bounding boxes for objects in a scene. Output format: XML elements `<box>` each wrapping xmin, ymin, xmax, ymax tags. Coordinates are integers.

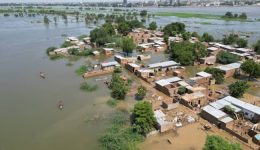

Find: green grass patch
<box><xmin>80</xmin><ymin>82</ymin><xmax>98</xmax><ymax>92</ymax></box>
<box><xmin>99</xmin><ymin>111</ymin><xmax>144</xmax><ymax>150</ymax></box>
<box><xmin>75</xmin><ymin>65</ymin><xmax>88</xmax><ymax>75</ymax></box>
<box><xmin>155</xmin><ymin>12</ymin><xmax>221</xmax><ymax>19</ymax></box>
<box><xmin>155</xmin><ymin>12</ymin><xmax>251</xmax><ymax>21</ymax></box>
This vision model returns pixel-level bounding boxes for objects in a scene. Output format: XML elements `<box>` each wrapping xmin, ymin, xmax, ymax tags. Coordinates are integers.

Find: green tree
<box><xmin>216</xmin><ymin>51</ymin><xmax>240</xmax><ymax>64</ymax></box>
<box><xmin>203</xmin><ymin>135</ymin><xmax>242</xmax><ymax>150</ymax></box>
<box><xmin>90</xmin><ymin>27</ymin><xmax>111</xmax><ymax>46</ymax></box>
<box><xmin>122</xmin><ymin>37</ymin><xmax>135</xmax><ymax>56</ymax></box>
<box><xmin>140</xmin><ymin>10</ymin><xmax>147</xmax><ymax>17</ymax></box>
<box><xmin>205</xmin><ymin>67</ymin><xmax>225</xmax><ymax>84</ymax></box>
<box><xmin>241</xmin><ymin>60</ymin><xmax>260</xmax><ymax>80</ymax></box>
<box><xmin>163</xmin><ymin>22</ymin><xmax>185</xmax><ymax>36</ymax></box>
<box><xmin>223</xmin><ymin>12</ymin><xmax>233</xmax><ymax>18</ymax></box>
<box><xmin>117</xmin><ymin>22</ymin><xmax>131</xmax><ymax>36</ymax></box>
<box><xmin>111</xmin><ymin>72</ymin><xmax>128</xmax><ymax>100</ymax></box>
<box><xmin>170</xmin><ymin>41</ymin><xmax>207</xmax><ymax>65</ymax></box>
<box><xmin>148</xmin><ymin>21</ymin><xmax>157</xmax><ymax>30</ymax></box>
<box><xmin>43</xmin><ymin>15</ymin><xmax>49</xmax><ymax>24</ymax></box>
<box><xmin>236</xmin><ymin>38</ymin><xmax>248</xmax><ymax>48</ymax></box>
<box><xmin>228</xmin><ymin>81</ymin><xmax>249</xmax><ymax>98</ymax></box>
<box><xmin>102</xmin><ymin>22</ymin><xmax>115</xmax><ymax>35</ymax></box>
<box><xmin>191</xmin><ymin>32</ymin><xmax>201</xmax><ymax>40</ymax></box>
<box><xmin>163</xmin><ymin>35</ymin><xmax>169</xmax><ymax>45</ymax></box>
<box><xmin>202</xmin><ymin>32</ymin><xmax>214</xmax><ymax>42</ymax></box>
<box><xmin>223</xmin><ymin>34</ymin><xmax>238</xmax><ymax>45</ymax></box>
<box><xmin>136</xmin><ymin>85</ymin><xmax>147</xmax><ymax>100</ymax></box>
<box><xmin>178</xmin><ymin>86</ymin><xmax>187</xmax><ymax>95</ymax></box>
<box><xmin>254</xmin><ymin>40</ymin><xmax>260</xmax><ymax>54</ymax></box>
<box><xmin>182</xmin><ymin>31</ymin><xmax>191</xmax><ymax>41</ymax></box>
<box><xmin>132</xmin><ymin>101</ymin><xmax>156</xmax><ymax>135</ymax></box>
<box><xmin>239</xmin><ymin>13</ymin><xmax>247</xmax><ymax>19</ymax></box>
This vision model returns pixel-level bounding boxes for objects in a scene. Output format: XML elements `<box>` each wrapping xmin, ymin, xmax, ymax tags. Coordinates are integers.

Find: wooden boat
<box><xmin>40</xmin><ymin>72</ymin><xmax>46</xmax><ymax>79</ymax></box>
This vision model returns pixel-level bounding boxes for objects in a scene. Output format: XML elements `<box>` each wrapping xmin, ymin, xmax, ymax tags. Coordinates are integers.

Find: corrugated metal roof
<box><xmin>210</xmin><ymin>99</ymin><xmax>241</xmax><ymax>113</ymax></box>
<box><xmin>155</xmin><ymin>77</ymin><xmax>182</xmax><ymax>87</ymax></box>
<box><xmin>221</xmin><ymin>116</ymin><xmax>233</xmax><ymax>123</ymax></box>
<box><xmin>196</xmin><ymin>71</ymin><xmax>212</xmax><ymax>78</ymax></box>
<box><xmin>128</xmin><ymin>63</ymin><xmax>140</xmax><ymax>68</ymax></box>
<box><xmin>103</xmin><ymin>48</ymin><xmax>114</xmax><ymax>51</ymax></box>
<box><xmin>223</xmin><ymin>96</ymin><xmax>260</xmax><ymax>115</ymax></box>
<box><xmin>148</xmin><ymin>61</ymin><xmax>179</xmax><ymax>69</ymax></box>
<box><xmin>202</xmin><ymin>105</ymin><xmax>227</xmax><ymax>119</ymax></box>
<box><xmin>101</xmin><ymin>61</ymin><xmax>120</xmax><ymax>67</ymax></box>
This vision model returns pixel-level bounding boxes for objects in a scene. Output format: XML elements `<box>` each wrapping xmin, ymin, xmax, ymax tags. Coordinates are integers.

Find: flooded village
<box><xmin>46</xmin><ymin>19</ymin><xmax>260</xmax><ymax>150</ymax></box>
<box><xmin>1</xmin><ymin>3</ymin><xmax>260</xmax><ymax>150</ymax></box>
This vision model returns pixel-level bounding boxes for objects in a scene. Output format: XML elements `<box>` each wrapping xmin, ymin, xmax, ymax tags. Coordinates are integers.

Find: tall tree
<box><xmin>254</xmin><ymin>40</ymin><xmax>260</xmax><ymax>55</ymax></box>
<box><xmin>122</xmin><ymin>37</ymin><xmax>135</xmax><ymax>56</ymax></box>
<box><xmin>132</xmin><ymin>101</ymin><xmax>156</xmax><ymax>135</ymax></box>
<box><xmin>163</xmin><ymin>22</ymin><xmax>185</xmax><ymax>36</ymax></box>
<box><xmin>148</xmin><ymin>21</ymin><xmax>157</xmax><ymax>30</ymax></box>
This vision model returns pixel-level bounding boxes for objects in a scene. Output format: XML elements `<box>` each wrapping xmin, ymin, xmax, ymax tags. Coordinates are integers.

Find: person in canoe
<box><xmin>58</xmin><ymin>100</ymin><xmax>64</xmax><ymax>110</ymax></box>
<box><xmin>40</xmin><ymin>72</ymin><xmax>46</xmax><ymax>79</ymax></box>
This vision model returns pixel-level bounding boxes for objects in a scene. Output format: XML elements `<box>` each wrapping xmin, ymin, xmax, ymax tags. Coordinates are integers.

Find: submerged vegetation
<box><xmin>203</xmin><ymin>135</ymin><xmax>242</xmax><ymax>150</ymax></box>
<box><xmin>75</xmin><ymin>65</ymin><xmax>88</xmax><ymax>75</ymax></box>
<box><xmin>99</xmin><ymin>111</ymin><xmax>144</xmax><ymax>150</ymax></box>
<box><xmin>80</xmin><ymin>82</ymin><xmax>98</xmax><ymax>92</ymax></box>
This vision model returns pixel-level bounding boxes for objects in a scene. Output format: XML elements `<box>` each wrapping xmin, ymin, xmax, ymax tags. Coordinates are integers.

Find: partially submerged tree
<box><xmin>202</xmin><ymin>32</ymin><xmax>214</xmax><ymax>42</ymax></box>
<box><xmin>228</xmin><ymin>81</ymin><xmax>249</xmax><ymax>98</ymax></box>
<box><xmin>254</xmin><ymin>40</ymin><xmax>260</xmax><ymax>55</ymax></box>
<box><xmin>203</xmin><ymin>135</ymin><xmax>242</xmax><ymax>150</ymax></box>
<box><xmin>148</xmin><ymin>21</ymin><xmax>157</xmax><ymax>30</ymax></box>
<box><xmin>122</xmin><ymin>37</ymin><xmax>135</xmax><ymax>56</ymax></box>
<box><xmin>163</xmin><ymin>22</ymin><xmax>185</xmax><ymax>36</ymax></box>
<box><xmin>132</xmin><ymin>101</ymin><xmax>156</xmax><ymax>135</ymax></box>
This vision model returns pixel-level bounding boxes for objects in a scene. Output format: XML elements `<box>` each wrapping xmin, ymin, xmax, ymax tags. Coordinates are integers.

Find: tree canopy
<box><xmin>228</xmin><ymin>81</ymin><xmax>249</xmax><ymax>98</ymax></box>
<box><xmin>148</xmin><ymin>21</ymin><xmax>157</xmax><ymax>30</ymax></box>
<box><xmin>163</xmin><ymin>22</ymin><xmax>186</xmax><ymax>36</ymax></box>
<box><xmin>170</xmin><ymin>41</ymin><xmax>207</xmax><ymax>65</ymax></box>
<box><xmin>203</xmin><ymin>135</ymin><xmax>242</xmax><ymax>150</ymax></box>
<box><xmin>222</xmin><ymin>34</ymin><xmax>248</xmax><ymax>47</ymax></box>
<box><xmin>202</xmin><ymin>32</ymin><xmax>214</xmax><ymax>42</ymax></box>
<box><xmin>136</xmin><ymin>85</ymin><xmax>147</xmax><ymax>100</ymax></box>
<box><xmin>254</xmin><ymin>40</ymin><xmax>260</xmax><ymax>55</ymax></box>
<box><xmin>241</xmin><ymin>60</ymin><xmax>260</xmax><ymax>80</ymax></box>
<box><xmin>117</xmin><ymin>20</ymin><xmax>143</xmax><ymax>36</ymax></box>
<box><xmin>122</xmin><ymin>37</ymin><xmax>135</xmax><ymax>56</ymax></box>
<box><xmin>132</xmin><ymin>101</ymin><xmax>156</xmax><ymax>135</ymax></box>
<box><xmin>216</xmin><ymin>51</ymin><xmax>240</xmax><ymax>64</ymax></box>
<box><xmin>205</xmin><ymin>67</ymin><xmax>225</xmax><ymax>84</ymax></box>
<box><xmin>110</xmin><ymin>70</ymin><xmax>128</xmax><ymax>100</ymax></box>
<box><xmin>90</xmin><ymin>27</ymin><xmax>111</xmax><ymax>46</ymax></box>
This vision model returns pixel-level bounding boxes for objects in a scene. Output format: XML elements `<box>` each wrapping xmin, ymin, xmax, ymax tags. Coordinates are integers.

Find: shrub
<box><xmin>46</xmin><ymin>46</ymin><xmax>57</xmax><ymax>55</ymax></box>
<box><xmin>228</xmin><ymin>81</ymin><xmax>249</xmax><ymax>98</ymax></box>
<box><xmin>80</xmin><ymin>82</ymin><xmax>98</xmax><ymax>92</ymax></box>
<box><xmin>217</xmin><ymin>51</ymin><xmax>240</xmax><ymax>64</ymax></box>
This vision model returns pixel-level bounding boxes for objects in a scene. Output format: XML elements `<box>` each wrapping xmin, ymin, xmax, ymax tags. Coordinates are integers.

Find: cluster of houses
<box><xmin>49</xmin><ymin>36</ymin><xmax>92</xmax><ymax>55</ymax></box>
<box><xmin>64</xmin><ymin>27</ymin><xmax>260</xmax><ymax>147</ymax></box>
